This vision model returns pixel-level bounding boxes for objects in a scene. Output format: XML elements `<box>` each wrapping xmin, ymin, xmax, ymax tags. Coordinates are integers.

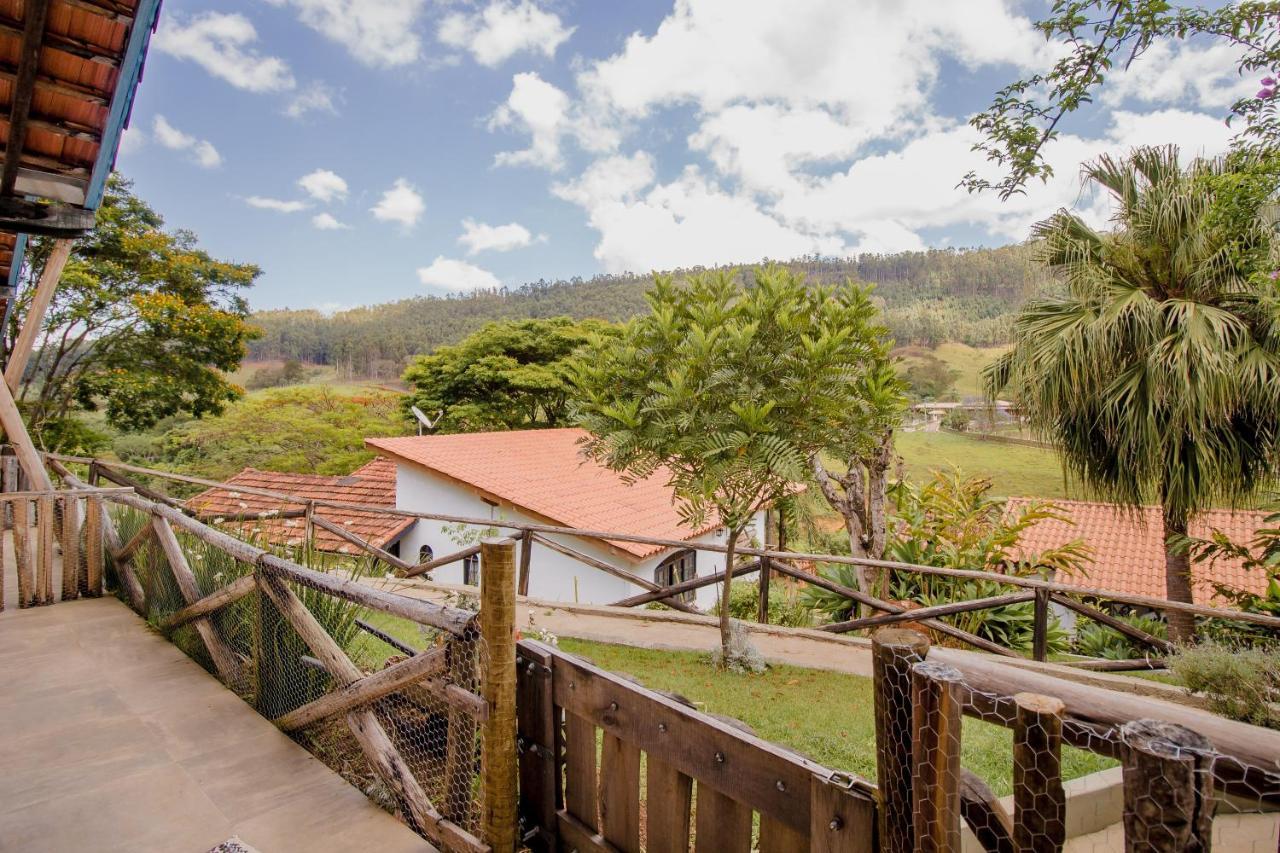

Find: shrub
<box><xmin>718</xmin><ymin>580</ymin><xmax>811</xmax><ymax>628</ymax></box>
<box><xmin>1073</xmin><ymin>613</ymin><xmax>1168</xmax><ymax>660</ymax></box>
<box><xmin>942</xmin><ymin>408</ymin><xmax>971</xmax><ymax>432</ymax></box>
<box><xmin>1168</xmin><ymin>641</ymin><xmax>1280</xmax><ymax>729</ymax></box>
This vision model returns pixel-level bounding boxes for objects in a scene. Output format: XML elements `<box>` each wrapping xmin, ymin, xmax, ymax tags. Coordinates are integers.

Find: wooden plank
<box><xmin>256</xmin><ymin>572</ymin><xmax>486</xmax><ymax>853</ymax></box>
<box><xmin>598</xmin><ymin>733</ymin><xmax>640</xmax><ymax>852</ymax></box>
<box><xmin>45</xmin><ymin>461</ymin><xmax>143</xmax><ymax>610</ymax></box>
<box><xmin>480</xmin><ymin>537</ymin><xmax>519</xmax><ymax>852</ymax></box>
<box><xmin>644</xmin><ymin>756</ymin><xmax>692</xmax><ymax>853</ymax></box>
<box><xmin>12</xmin><ymin>495</ymin><xmax>32</xmax><ymax>607</ymax></box>
<box><xmin>759</xmin><ymin>813</ymin><xmax>807</xmax><ymax>851</ymax></box>
<box><xmin>161</xmin><ymin>573</ymin><xmax>258</xmax><ymax>631</ymax></box>
<box><xmin>810</xmin><ymin>774</ymin><xmax>877</xmax><ymax>853</ymax></box>
<box><xmin>1012</xmin><ymin>693</ymin><xmax>1065</xmax><ymax>853</ymax></box>
<box><xmin>872</xmin><ymin>628</ymin><xmax>930</xmax><ymax>853</ymax></box>
<box><xmin>516</xmin><ymin>641</ymin><xmax>560</xmax><ymax>852</ymax></box>
<box><xmin>36</xmin><ymin>495</ymin><xmax>53</xmax><ymax>604</ymax></box>
<box><xmin>822</xmin><ymin>592</ymin><xmax>1035</xmax><ymax>633</ymax></box>
<box><xmin>552</xmin><ymin>652</ymin><xmax>823</xmax><ymax>834</ymax></box>
<box><xmin>150</xmin><ymin>516</ymin><xmax>245</xmax><ymax>689</ymax></box>
<box><xmin>557</xmin><ymin>809</ymin><xmax>618</xmax><ymax>853</ymax></box>
<box><xmin>563</xmin><ymin>710</ymin><xmax>599</xmax><ymax>831</ymax></box>
<box><xmin>83</xmin><ymin>495</ymin><xmax>103</xmax><ymax>596</ymax></box>
<box><xmin>310</xmin><ymin>514</ymin><xmax>413</xmax><ymax>571</ymax></box>
<box><xmin>274</xmin><ymin>646</ymin><xmax>447</xmax><ymax>732</ymax></box>
<box><xmin>910</xmin><ymin>661</ymin><xmax>964</xmax><ymax>853</ymax></box>
<box><xmin>60</xmin><ymin>494</ymin><xmax>80</xmax><ymax>600</ymax></box>
<box><xmin>1119</xmin><ymin>720</ymin><xmax>1215</xmax><ymax>853</ymax></box>
<box><xmin>0</xmin><ymin>0</ymin><xmax>52</xmax><ymax>196</ymax></box>
<box><xmin>694</xmin><ymin>781</ymin><xmax>752</xmax><ymax>853</ymax></box>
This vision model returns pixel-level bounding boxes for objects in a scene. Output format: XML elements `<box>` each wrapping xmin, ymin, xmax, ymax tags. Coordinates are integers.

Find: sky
<box><xmin>115</xmin><ymin>0</ymin><xmax>1255</xmax><ymax>312</ymax></box>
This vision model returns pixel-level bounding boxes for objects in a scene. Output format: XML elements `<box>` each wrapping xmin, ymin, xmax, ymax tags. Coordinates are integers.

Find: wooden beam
<box><xmin>309</xmin><ymin>513</ymin><xmax>412</xmax><ymax>570</ymax></box>
<box><xmin>274</xmin><ymin>646</ymin><xmax>447</xmax><ymax>732</ymax></box>
<box><xmin>910</xmin><ymin>661</ymin><xmax>964</xmax><ymax>853</ymax></box>
<box><xmin>531</xmin><ymin>533</ymin><xmax>700</xmax><ymax>615</ymax></box>
<box><xmin>0</xmin><ymin>0</ymin><xmax>52</xmax><ymax>197</ymax></box>
<box><xmin>609</xmin><ymin>559</ymin><xmax>761</xmax><ymax>608</ymax></box>
<box><xmin>150</xmin><ymin>516</ymin><xmax>246</xmax><ymax>689</ymax></box>
<box><xmin>480</xmin><ymin>538</ymin><xmax>519</xmax><ymax>851</ymax></box>
<box><xmin>4</xmin><ymin>238</ymin><xmax>70</xmax><ymax>394</ymax></box>
<box><xmin>161</xmin><ymin>573</ymin><xmax>257</xmax><ymax>631</ymax></box>
<box><xmin>111</xmin><ymin>519</ymin><xmax>153</xmax><ymax>563</ymax></box>
<box><xmin>400</xmin><ymin>541</ymin><xmax>482</xmax><ymax>578</ymax></box>
<box><xmin>58</xmin><ymin>0</ymin><xmax>134</xmax><ymax>24</ymax></box>
<box><xmin>0</xmin><ymin>15</ymin><xmax>120</xmax><ymax>65</ymax></box>
<box><xmin>1049</xmin><ymin>594</ymin><xmax>1174</xmax><ymax>654</ymax></box>
<box><xmin>873</xmin><ymin>628</ymin><xmax>930</xmax><ymax>853</ymax></box>
<box><xmin>821</xmin><ymin>592</ymin><xmax>1035</xmax><ymax>634</ymax></box>
<box><xmin>0</xmin><ymin>385</ymin><xmax>52</xmax><ymax>488</ymax></box>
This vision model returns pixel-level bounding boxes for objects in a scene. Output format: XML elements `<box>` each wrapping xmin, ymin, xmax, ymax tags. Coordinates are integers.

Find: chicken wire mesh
<box><xmin>876</xmin><ymin>632</ymin><xmax>1280</xmax><ymax>853</ymax></box>
<box><xmin>104</xmin><ymin>505</ymin><xmax>490</xmax><ymax>849</ymax></box>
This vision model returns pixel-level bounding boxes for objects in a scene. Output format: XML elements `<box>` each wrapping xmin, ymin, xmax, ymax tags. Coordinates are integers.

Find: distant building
<box><xmin>366</xmin><ymin>428</ymin><xmax>768</xmax><ymax>610</ymax></box>
<box><xmin>1007</xmin><ymin>497</ymin><xmax>1270</xmax><ymax>604</ymax></box>
<box><xmin>187</xmin><ymin>457</ymin><xmax>412</xmax><ymax>556</ymax></box>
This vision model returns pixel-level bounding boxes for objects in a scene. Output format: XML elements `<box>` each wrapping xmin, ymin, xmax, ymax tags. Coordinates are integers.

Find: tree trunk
<box><xmin>1163</xmin><ymin>515</ymin><xmax>1196</xmax><ymax>645</ymax></box>
<box><xmin>719</xmin><ymin>527</ymin><xmax>740</xmax><ymax>665</ymax></box>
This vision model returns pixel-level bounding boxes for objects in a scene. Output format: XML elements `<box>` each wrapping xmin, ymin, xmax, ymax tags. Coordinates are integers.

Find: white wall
<box><xmin>393</xmin><ymin>461</ymin><xmax>767</xmax><ymax>612</ymax></box>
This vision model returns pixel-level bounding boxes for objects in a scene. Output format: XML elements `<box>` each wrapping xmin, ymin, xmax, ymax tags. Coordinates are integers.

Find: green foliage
<box><xmin>1168</xmin><ymin>641</ymin><xmax>1280</xmax><ymax>729</ymax></box>
<box><xmin>1074</xmin><ymin>613</ymin><xmax>1168</xmax><ymax>660</ymax></box>
<box><xmin>965</xmin><ymin>2</ymin><xmax>1280</xmax><ymax>198</ymax></box>
<box><xmin>987</xmin><ymin>147</ymin><xmax>1280</xmax><ymax>635</ymax></box>
<box><xmin>131</xmin><ymin>385</ymin><xmax>409</xmax><ymax>482</ymax></box>
<box><xmin>941</xmin><ymin>409</ymin><xmax>971</xmax><ymax>432</ymax></box>
<box><xmin>403</xmin><ymin>317</ymin><xmax>619</xmax><ymax>433</ymax></box>
<box><xmin>902</xmin><ymin>354</ymin><xmax>960</xmax><ymax>401</ymax></box>
<box><xmin>715</xmin><ymin>580</ymin><xmax>812</xmax><ymax>628</ymax></box>
<box><xmin>6</xmin><ymin>175</ymin><xmax>260</xmax><ymax>446</ymax></box>
<box><xmin>245</xmin><ymin>358</ymin><xmax>314</xmax><ymax>390</ymax></box>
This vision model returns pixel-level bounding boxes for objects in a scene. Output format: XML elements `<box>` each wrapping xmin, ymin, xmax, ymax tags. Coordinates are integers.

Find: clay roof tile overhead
<box><xmin>1005</xmin><ymin>497</ymin><xmax>1271</xmax><ymax>604</ymax></box>
<box><xmin>186</xmin><ymin>461</ymin><xmax>410</xmax><ymax>556</ymax></box>
<box><xmin>366</xmin><ymin>428</ymin><xmax>727</xmax><ymax>560</ymax></box>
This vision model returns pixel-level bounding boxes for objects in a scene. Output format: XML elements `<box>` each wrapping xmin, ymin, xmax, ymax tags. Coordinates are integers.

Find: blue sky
<box><xmin>116</xmin><ymin>1</ymin><xmax>1254</xmax><ymax>312</ymax></box>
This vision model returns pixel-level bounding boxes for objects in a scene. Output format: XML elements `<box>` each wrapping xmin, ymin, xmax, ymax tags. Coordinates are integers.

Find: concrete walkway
<box><xmin>0</xmin><ymin>591</ymin><xmax>430</xmax><ymax>851</ymax></box>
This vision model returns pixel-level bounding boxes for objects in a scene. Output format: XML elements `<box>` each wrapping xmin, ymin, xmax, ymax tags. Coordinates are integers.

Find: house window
<box><xmin>418</xmin><ymin>544</ymin><xmax>434</xmax><ymax>564</ymax></box>
<box><xmin>654</xmin><ymin>550</ymin><xmax>697</xmax><ymax>602</ymax></box>
<box><xmin>463</xmin><ymin>555</ymin><xmax>479</xmax><ymax>587</ymax></box>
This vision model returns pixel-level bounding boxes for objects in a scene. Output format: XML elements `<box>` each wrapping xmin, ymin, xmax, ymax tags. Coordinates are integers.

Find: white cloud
<box><xmin>154</xmin><ymin>12</ymin><xmax>295</xmax><ymax>92</ymax></box>
<box><xmin>438</xmin><ymin>0</ymin><xmax>573</xmax><ymax>67</ymax></box>
<box><xmin>263</xmin><ymin>0</ymin><xmax>427</xmax><ymax>67</ymax></box>
<box><xmin>285</xmin><ymin>82</ymin><xmax>341</xmax><ymax>118</ymax></box>
<box><xmin>298</xmin><ymin>168</ymin><xmax>348</xmax><ymax>203</ymax></box>
<box><xmin>1102</xmin><ymin>40</ymin><xmax>1255</xmax><ymax>111</ymax></box>
<box><xmin>312</xmin><ymin>212</ymin><xmax>349</xmax><ymax>230</ymax></box>
<box><xmin>458</xmin><ymin>218</ymin><xmax>542</xmax><ymax>254</ymax></box>
<box><xmin>246</xmin><ymin>196</ymin><xmax>309</xmax><ymax>213</ymax></box>
<box><xmin>416</xmin><ymin>256</ymin><xmax>502</xmax><ymax>292</ymax></box>
<box><xmin>489</xmin><ymin>72</ymin><xmax>616</xmax><ymax>170</ymax></box>
<box><xmin>151</xmin><ymin>116</ymin><xmax>222</xmax><ymax>168</ymax></box>
<box><xmin>371</xmin><ymin>178</ymin><xmax>425</xmax><ymax>227</ymax></box>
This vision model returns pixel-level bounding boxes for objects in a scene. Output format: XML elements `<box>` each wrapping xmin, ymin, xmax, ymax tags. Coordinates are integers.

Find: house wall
<box><xmin>393</xmin><ymin>461</ymin><xmax>767</xmax><ymax>612</ymax></box>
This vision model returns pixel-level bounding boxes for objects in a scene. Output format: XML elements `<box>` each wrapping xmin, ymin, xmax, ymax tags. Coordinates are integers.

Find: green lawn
<box><xmin>557</xmin><ymin>638</ymin><xmax>1115</xmax><ymax>797</ymax></box>
<box><xmin>895</xmin><ymin>430</ymin><xmax>1095</xmax><ymax>500</ymax></box>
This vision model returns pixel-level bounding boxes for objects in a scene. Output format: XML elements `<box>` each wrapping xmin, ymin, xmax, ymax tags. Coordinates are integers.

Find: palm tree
<box><xmin>987</xmin><ymin>146</ymin><xmax>1280</xmax><ymax>643</ymax></box>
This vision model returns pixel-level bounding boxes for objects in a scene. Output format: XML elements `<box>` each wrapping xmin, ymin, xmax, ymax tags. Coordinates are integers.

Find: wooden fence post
<box><xmin>480</xmin><ymin>536</ymin><xmax>518</xmax><ymax>852</ymax></box>
<box><xmin>1032</xmin><ymin>588</ymin><xmax>1051</xmax><ymax>662</ymax></box>
<box><xmin>1013</xmin><ymin>693</ymin><xmax>1066</xmax><ymax>853</ymax></box>
<box><xmin>911</xmin><ymin>661</ymin><xmax>964</xmax><ymax>853</ymax></box>
<box><xmin>517</xmin><ymin>531</ymin><xmax>532</xmax><ymax>597</ymax></box>
<box><xmin>61</xmin><ymin>495</ymin><xmax>80</xmax><ymax>600</ymax></box>
<box><xmin>872</xmin><ymin>627</ymin><xmax>931</xmax><ymax>853</ymax></box>
<box><xmin>1120</xmin><ymin>719</ymin><xmax>1215</xmax><ymax>853</ymax></box>
<box><xmin>36</xmin><ymin>495</ymin><xmax>54</xmax><ymax>604</ymax></box>
<box><xmin>757</xmin><ymin>554</ymin><xmax>772</xmax><ymax>624</ymax></box>
<box><xmin>84</xmin><ymin>496</ymin><xmax>103</xmax><ymax>597</ymax></box>
<box><xmin>13</xmin><ymin>496</ymin><xmax>32</xmax><ymax>607</ymax></box>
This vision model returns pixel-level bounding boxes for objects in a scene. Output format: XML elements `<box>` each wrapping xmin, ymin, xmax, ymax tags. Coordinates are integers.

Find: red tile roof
<box><xmin>1006</xmin><ymin>498</ymin><xmax>1270</xmax><ymax>603</ymax></box>
<box><xmin>186</xmin><ymin>462</ymin><xmax>411</xmax><ymax>556</ymax></box>
<box><xmin>367</xmin><ymin>428</ymin><xmax>722</xmax><ymax>559</ymax></box>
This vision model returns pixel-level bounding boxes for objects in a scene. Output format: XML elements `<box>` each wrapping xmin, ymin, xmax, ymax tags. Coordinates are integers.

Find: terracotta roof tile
<box><xmin>366</xmin><ymin>428</ymin><xmax>721</xmax><ymax>559</ymax></box>
<box><xmin>187</xmin><ymin>463</ymin><xmax>411</xmax><ymax>556</ymax></box>
<box><xmin>1006</xmin><ymin>498</ymin><xmax>1270</xmax><ymax>604</ymax></box>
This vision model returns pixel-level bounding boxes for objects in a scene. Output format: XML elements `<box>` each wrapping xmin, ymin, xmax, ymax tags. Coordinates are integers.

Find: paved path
<box><xmin>1</xmin><ymin>553</ymin><xmax>431</xmax><ymax>852</ymax></box>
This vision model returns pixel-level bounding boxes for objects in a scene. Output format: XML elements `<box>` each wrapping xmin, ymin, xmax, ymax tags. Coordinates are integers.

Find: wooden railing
<box><xmin>515</xmin><ymin>638</ymin><xmax>879</xmax><ymax>852</ymax></box>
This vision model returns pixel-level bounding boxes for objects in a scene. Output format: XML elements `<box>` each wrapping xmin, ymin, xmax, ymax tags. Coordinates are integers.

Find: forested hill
<box><xmin>248</xmin><ymin>244</ymin><xmax>1053</xmax><ymax>377</ymax></box>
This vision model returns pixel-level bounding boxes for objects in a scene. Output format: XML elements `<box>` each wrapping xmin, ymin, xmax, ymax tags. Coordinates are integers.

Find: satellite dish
<box><xmin>411</xmin><ymin>406</ymin><xmax>443</xmax><ymax>435</ymax></box>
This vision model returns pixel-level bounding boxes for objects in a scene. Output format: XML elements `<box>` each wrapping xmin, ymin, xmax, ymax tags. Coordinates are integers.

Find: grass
<box><xmin>895</xmin><ymin>431</ymin><xmax>1096</xmax><ymax>501</ymax></box>
<box><xmin>558</xmin><ymin>638</ymin><xmax>1115</xmax><ymax>797</ymax></box>
<box><xmin>894</xmin><ymin>343</ymin><xmax>1010</xmax><ymax>399</ymax></box>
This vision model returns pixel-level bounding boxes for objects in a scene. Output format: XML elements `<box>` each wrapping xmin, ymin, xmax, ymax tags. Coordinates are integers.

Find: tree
<box><xmin>964</xmin><ymin>1</ymin><xmax>1280</xmax><ymax>199</ymax></box>
<box><xmin>3</xmin><ymin>175</ymin><xmax>260</xmax><ymax>449</ymax></box>
<box><xmin>402</xmin><ymin>317</ymin><xmax>619</xmax><ymax>433</ymax></box>
<box><xmin>572</xmin><ymin>267</ymin><xmax>891</xmax><ymax>665</ymax></box>
<box><xmin>902</xmin><ymin>353</ymin><xmax>959</xmax><ymax>400</ymax></box>
<box><xmin>986</xmin><ymin>146</ymin><xmax>1280</xmax><ymax>643</ymax></box>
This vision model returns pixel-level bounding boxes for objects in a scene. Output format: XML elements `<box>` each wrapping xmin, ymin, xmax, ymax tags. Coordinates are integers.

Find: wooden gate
<box><xmin>515</xmin><ymin>640</ymin><xmax>878</xmax><ymax>852</ymax></box>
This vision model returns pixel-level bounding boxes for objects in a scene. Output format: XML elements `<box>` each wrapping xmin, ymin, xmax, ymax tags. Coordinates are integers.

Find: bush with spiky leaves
<box><xmin>572</xmin><ymin>266</ymin><xmax>891</xmax><ymax>667</ymax></box>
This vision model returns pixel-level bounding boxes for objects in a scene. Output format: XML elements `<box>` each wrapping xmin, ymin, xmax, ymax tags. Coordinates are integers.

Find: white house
<box><xmin>366</xmin><ymin>428</ymin><xmax>768</xmax><ymax>611</ymax></box>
